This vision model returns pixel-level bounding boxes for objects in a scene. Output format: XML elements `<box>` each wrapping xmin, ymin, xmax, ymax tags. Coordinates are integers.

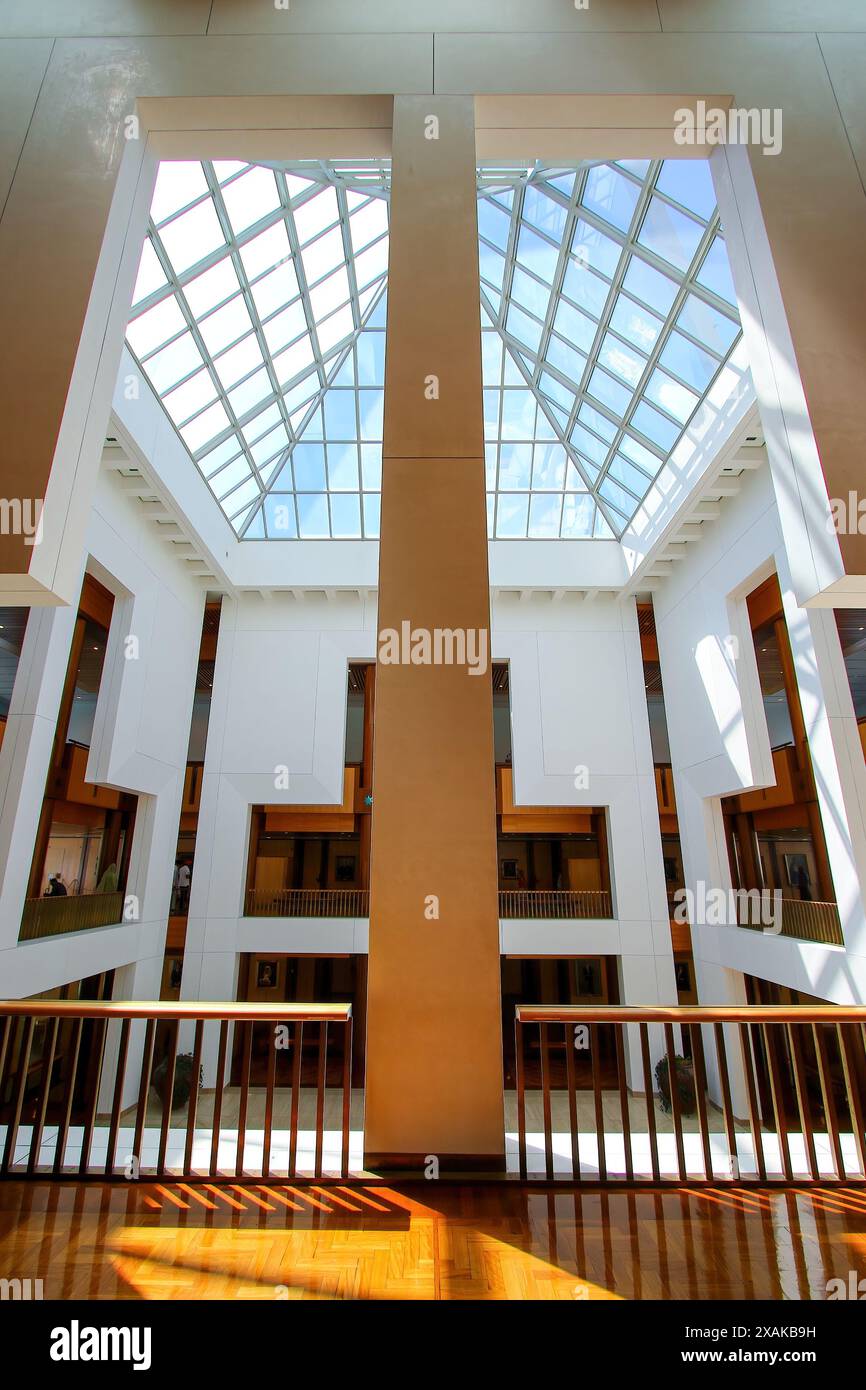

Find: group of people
<box><xmin>43</xmin><ymin>861</ymin><xmax>119</xmax><ymax>897</ymax></box>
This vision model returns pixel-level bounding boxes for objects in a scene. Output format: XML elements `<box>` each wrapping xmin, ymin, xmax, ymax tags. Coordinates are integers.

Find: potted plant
<box><xmin>655</xmin><ymin>1053</ymin><xmax>697</xmax><ymax>1115</ymax></box>
<box><xmin>152</xmin><ymin>1052</ymin><xmax>202</xmax><ymax>1111</ymax></box>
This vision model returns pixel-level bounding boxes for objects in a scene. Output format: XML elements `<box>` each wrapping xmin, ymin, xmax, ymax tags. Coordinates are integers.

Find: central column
<box><xmin>364</xmin><ymin>96</ymin><xmax>504</xmax><ymax>1170</ymax></box>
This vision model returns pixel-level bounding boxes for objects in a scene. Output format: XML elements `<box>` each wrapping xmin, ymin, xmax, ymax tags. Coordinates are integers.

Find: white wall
<box><xmin>181</xmin><ymin>591</ymin><xmax>377</xmax><ymax>1005</ymax></box>
<box><xmin>655</xmin><ymin>463</ymin><xmax>866</xmax><ymax>1005</ymax></box>
<box><xmin>492</xmin><ymin>591</ymin><xmax>678</xmax><ymax>1010</ymax></box>
<box><xmin>0</xmin><ymin>464</ymin><xmax>204</xmax><ymax>999</ymax></box>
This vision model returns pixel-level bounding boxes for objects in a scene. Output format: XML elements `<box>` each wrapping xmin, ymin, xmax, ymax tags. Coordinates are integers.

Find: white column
<box><xmin>778</xmin><ymin>553</ymin><xmax>866</xmax><ymax>966</ymax></box>
<box><xmin>0</xmin><ymin>603</ymin><xmax>78</xmax><ymax>963</ymax></box>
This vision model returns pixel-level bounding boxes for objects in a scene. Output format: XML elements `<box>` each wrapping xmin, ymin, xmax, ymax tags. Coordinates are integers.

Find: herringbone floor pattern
<box><xmin>2</xmin><ymin>1181</ymin><xmax>866</xmax><ymax>1299</ymax></box>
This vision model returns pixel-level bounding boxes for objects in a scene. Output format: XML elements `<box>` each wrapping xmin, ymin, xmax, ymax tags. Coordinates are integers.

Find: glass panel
<box><xmin>160</xmin><ymin>199</ymin><xmax>225</xmax><ymax>274</ymax></box>
<box><xmin>571</xmin><ymin>219</ymin><xmax>622</xmax><ymax>278</ymax></box>
<box><xmin>676</xmin><ymin>293</ymin><xmax>739</xmax><ymax>355</ymax></box>
<box><xmin>622</xmin><ymin>256</ymin><xmax>678</xmax><ymax>315</ymax></box>
<box><xmin>637</xmin><ymin>197</ymin><xmax>704</xmax><ymax>271</ymax></box>
<box><xmin>132</xmin><ymin>239</ymin><xmax>167</xmax><ymax>303</ymax></box>
<box><xmin>696</xmin><ymin>236</ymin><xmax>738</xmax><ymax>306</ymax></box>
<box><xmin>151</xmin><ymin>162</ymin><xmax>208</xmax><ymax>224</ymax></box>
<box><xmin>221</xmin><ymin>166</ymin><xmax>280</xmax><ymax>234</ymax></box>
<box><xmin>659</xmin><ymin>330</ymin><xmax>719</xmax><ymax>393</ymax></box>
<box><xmin>654</xmin><ymin>160</ymin><xmax>717</xmax><ymax>221</ymax></box>
<box><xmin>645</xmin><ymin>368</ymin><xmax>699</xmax><ymax>423</ymax></box>
<box><xmin>609</xmin><ymin>293</ymin><xmax>663</xmax><ymax>353</ymax></box>
<box><xmin>528</xmin><ymin>492</ymin><xmax>563</xmax><ymax>536</ymax></box>
<box><xmin>581</xmin><ymin>165</ymin><xmax>640</xmax><ymax>232</ymax></box>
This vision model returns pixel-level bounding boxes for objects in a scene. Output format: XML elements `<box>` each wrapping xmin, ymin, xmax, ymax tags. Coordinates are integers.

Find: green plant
<box><xmin>655</xmin><ymin>1053</ymin><xmax>697</xmax><ymax>1115</ymax></box>
<box><xmin>152</xmin><ymin>1052</ymin><xmax>203</xmax><ymax>1111</ymax></box>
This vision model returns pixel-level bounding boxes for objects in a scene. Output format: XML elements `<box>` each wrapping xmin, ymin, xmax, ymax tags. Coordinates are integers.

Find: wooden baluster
<box><xmin>639</xmin><ymin>1023</ymin><xmax>660</xmax><ymax>1182</ymax></box>
<box><xmin>712</xmin><ymin>1021</ymin><xmax>739</xmax><ymax>1182</ymax></box>
<box><xmin>341</xmin><ymin>1016</ymin><xmax>353</xmax><ymax>1179</ymax></box>
<box><xmin>263</xmin><ymin>1019</ymin><xmax>277</xmax><ymax>1181</ymax></box>
<box><xmin>564</xmin><ymin>1018</ymin><xmax>580</xmax><ymax>1181</ymax></box>
<box><xmin>540</xmin><ymin>1022</ymin><xmax>553</xmax><ymax>1180</ymax></box>
<box><xmin>54</xmin><ymin>1018</ymin><xmax>83</xmax><ymax>1175</ymax></box>
<box><xmin>787</xmin><ymin>1022</ymin><xmax>818</xmax><ymax>1180</ymax></box>
<box><xmin>104</xmin><ymin>1017</ymin><xmax>130</xmax><ymax>1178</ymax></box>
<box><xmin>614</xmin><ymin>1025</ymin><xmax>633</xmax><ymax>1182</ymax></box>
<box><xmin>29</xmin><ymin>1017</ymin><xmax>60</xmax><ymax>1175</ymax></box>
<box><xmin>591</xmin><ymin>1023</ymin><xmax>607</xmax><ymax>1182</ymax></box>
<box><xmin>315</xmin><ymin>1021</ymin><xmax>327</xmax><ymax>1178</ymax></box>
<box><xmin>761</xmin><ymin>1022</ymin><xmax>793</xmax><ymax>1181</ymax></box>
<box><xmin>289</xmin><ymin>1021</ymin><xmax>303</xmax><ymax>1177</ymax></box>
<box><xmin>157</xmin><ymin>1019</ymin><xmax>179</xmax><ymax>1177</ymax></box>
<box><xmin>663</xmin><ymin>1022</ymin><xmax>686</xmax><ymax>1181</ymax></box>
<box><xmin>738</xmin><ymin>1021</ymin><xmax>767</xmax><ymax>1182</ymax></box>
<box><xmin>78</xmin><ymin>1017</ymin><xmax>108</xmax><ymax>1176</ymax></box>
<box><xmin>208</xmin><ymin>1020</ymin><xmax>229</xmax><ymax>1179</ymax></box>
<box><xmin>235</xmin><ymin>1020</ymin><xmax>253</xmax><ymax>1179</ymax></box>
<box><xmin>516</xmin><ymin>1015</ymin><xmax>527</xmax><ymax>1181</ymax></box>
<box><xmin>689</xmin><ymin>1022</ymin><xmax>714</xmax><ymax>1182</ymax></box>
<box><xmin>183</xmin><ymin>1019</ymin><xmax>204</xmax><ymax>1177</ymax></box>
<box><xmin>838</xmin><ymin>1022</ymin><xmax>866</xmax><ymax>1180</ymax></box>
<box><xmin>2</xmin><ymin>1017</ymin><xmax>34</xmax><ymax>1174</ymax></box>
<box><xmin>813</xmin><ymin>1022</ymin><xmax>845</xmax><ymax>1179</ymax></box>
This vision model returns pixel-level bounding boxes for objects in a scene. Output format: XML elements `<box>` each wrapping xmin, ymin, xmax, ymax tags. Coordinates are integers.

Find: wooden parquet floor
<box><xmin>2</xmin><ymin>1181</ymin><xmax>866</xmax><ymax>1300</ymax></box>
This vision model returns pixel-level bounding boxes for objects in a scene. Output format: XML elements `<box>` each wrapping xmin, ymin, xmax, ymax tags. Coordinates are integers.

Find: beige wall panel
<box><xmin>819</xmin><ymin>35</ymin><xmax>866</xmax><ymax>189</ymax></box>
<box><xmin>211</xmin><ymin>0</ymin><xmax>661</xmax><ymax>36</ymax></box>
<box><xmin>0</xmin><ymin>40</ymin><xmax>52</xmax><ymax>215</ymax></box>
<box><xmin>366</xmin><ymin>96</ymin><xmax>503</xmax><ymax>1165</ymax></box>
<box><xmin>0</xmin><ymin>1</ymin><xmax>212</xmax><ymax>38</ymax></box>
<box><xmin>659</xmin><ymin>1</ymin><xmax>866</xmax><ymax>31</ymax></box>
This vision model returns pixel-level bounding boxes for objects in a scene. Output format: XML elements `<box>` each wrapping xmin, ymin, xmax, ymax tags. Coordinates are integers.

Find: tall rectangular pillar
<box><xmin>364</xmin><ymin>96</ymin><xmax>504</xmax><ymax>1169</ymax></box>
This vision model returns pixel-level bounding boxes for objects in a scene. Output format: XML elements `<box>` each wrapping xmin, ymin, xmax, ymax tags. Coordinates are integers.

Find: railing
<box><xmin>776</xmin><ymin>898</ymin><xmax>843</xmax><ymax>946</ymax></box>
<box><xmin>19</xmin><ymin>892</ymin><xmax>125</xmax><ymax>942</ymax></box>
<box><xmin>514</xmin><ymin>1005</ymin><xmax>866</xmax><ymax>1184</ymax></box>
<box><xmin>499</xmin><ymin>889</ymin><xmax>613</xmax><ymax>919</ymax></box>
<box><xmin>0</xmin><ymin>1000</ymin><xmax>353</xmax><ymax>1181</ymax></box>
<box><xmin>245</xmin><ymin>887</ymin><xmax>369</xmax><ymax>918</ymax></box>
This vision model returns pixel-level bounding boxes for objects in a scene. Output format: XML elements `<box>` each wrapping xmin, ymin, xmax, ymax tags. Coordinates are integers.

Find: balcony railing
<box><xmin>19</xmin><ymin>892</ymin><xmax>125</xmax><ymax>942</ymax></box>
<box><xmin>245</xmin><ymin>888</ymin><xmax>614</xmax><ymax>920</ymax></box>
<box><xmin>245</xmin><ymin>887</ymin><xmax>369</xmax><ymax>918</ymax></box>
<box><xmin>739</xmin><ymin>897</ymin><xmax>844</xmax><ymax>947</ymax></box>
<box><xmin>498</xmin><ymin>889</ymin><xmax>613</xmax><ymax>919</ymax></box>
<box><xmin>515</xmin><ymin>1004</ymin><xmax>866</xmax><ymax>1183</ymax></box>
<box><xmin>0</xmin><ymin>999</ymin><xmax>353</xmax><ymax>1180</ymax></box>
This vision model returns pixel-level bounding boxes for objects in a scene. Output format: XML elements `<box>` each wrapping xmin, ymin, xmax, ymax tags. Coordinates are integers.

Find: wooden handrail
<box><xmin>516</xmin><ymin>1004</ymin><xmax>866</xmax><ymax>1023</ymax></box>
<box><xmin>0</xmin><ymin>1000</ymin><xmax>354</xmax><ymax>1182</ymax></box>
<box><xmin>514</xmin><ymin>1004</ymin><xmax>866</xmax><ymax>1185</ymax></box>
<box><xmin>0</xmin><ymin>1000</ymin><xmax>351</xmax><ymax>1022</ymax></box>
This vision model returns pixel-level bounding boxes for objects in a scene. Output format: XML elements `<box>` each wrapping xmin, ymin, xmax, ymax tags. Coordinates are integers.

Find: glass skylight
<box><xmin>126</xmin><ymin>156</ymin><xmax>742</xmax><ymax>544</ymax></box>
<box><xmin>478</xmin><ymin>159</ymin><xmax>743</xmax><ymax>538</ymax></box>
<box><xmin>127</xmin><ymin>160</ymin><xmax>390</xmax><ymax>538</ymax></box>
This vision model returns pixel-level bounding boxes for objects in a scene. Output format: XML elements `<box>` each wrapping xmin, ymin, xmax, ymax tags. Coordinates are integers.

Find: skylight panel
<box><xmin>581</xmin><ymin>164</ymin><xmax>640</xmax><ymax>232</ymax></box>
<box><xmin>637</xmin><ymin>197</ymin><xmax>704</xmax><ymax>271</ymax></box>
<box><xmin>150</xmin><ymin>162</ymin><xmax>209</xmax><ymax>224</ymax></box>
<box><xmin>696</xmin><ymin>236</ymin><xmax>738</xmax><ymax>306</ymax></box>
<box><xmin>220</xmin><ymin>166</ymin><xmax>280</xmax><ymax>234</ymax></box>
<box><xmin>132</xmin><ymin>238</ymin><xmax>167</xmax><ymax>304</ymax></box>
<box><xmin>476</xmin><ymin>157</ymin><xmax>744</xmax><ymax>536</ymax></box>
<box><xmin>655</xmin><ymin>159</ymin><xmax>717</xmax><ymax>221</ymax></box>
<box><xmin>160</xmin><ymin>199</ymin><xmax>225</xmax><ymax>274</ymax></box>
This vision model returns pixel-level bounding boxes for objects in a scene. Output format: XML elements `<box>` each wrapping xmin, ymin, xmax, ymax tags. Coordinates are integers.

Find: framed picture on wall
<box><xmin>784</xmin><ymin>853</ymin><xmax>811</xmax><ymax>893</ymax></box>
<box><xmin>501</xmin><ymin>859</ymin><xmax>518</xmax><ymax>880</ymax></box>
<box><xmin>335</xmin><ymin>855</ymin><xmax>356</xmax><ymax>883</ymax></box>
<box><xmin>256</xmin><ymin>959</ymin><xmax>279</xmax><ymax>990</ymax></box>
